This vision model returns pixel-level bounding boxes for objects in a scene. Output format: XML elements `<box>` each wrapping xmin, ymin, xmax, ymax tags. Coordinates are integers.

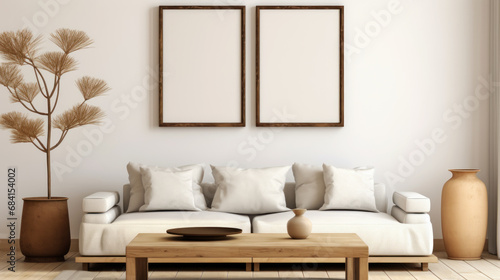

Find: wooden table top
<box><xmin>126</xmin><ymin>233</ymin><xmax>368</xmax><ymax>259</ymax></box>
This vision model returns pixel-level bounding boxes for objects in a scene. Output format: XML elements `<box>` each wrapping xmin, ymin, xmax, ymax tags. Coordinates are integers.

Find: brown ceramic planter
<box><xmin>20</xmin><ymin>197</ymin><xmax>70</xmax><ymax>262</ymax></box>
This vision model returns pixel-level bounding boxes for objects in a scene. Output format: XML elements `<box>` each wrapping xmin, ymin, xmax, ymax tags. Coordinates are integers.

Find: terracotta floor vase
<box><xmin>441</xmin><ymin>169</ymin><xmax>487</xmax><ymax>260</ymax></box>
<box><xmin>20</xmin><ymin>197</ymin><xmax>70</xmax><ymax>262</ymax></box>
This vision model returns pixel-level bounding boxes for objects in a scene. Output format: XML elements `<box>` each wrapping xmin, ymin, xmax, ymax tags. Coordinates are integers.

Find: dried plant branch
<box><xmin>10</xmin><ymin>83</ymin><xmax>43</xmax><ymax>114</ymax></box>
<box><xmin>16</xmin><ymin>82</ymin><xmax>40</xmax><ymax>103</ymax></box>
<box><xmin>49</xmin><ymin>130</ymin><xmax>68</xmax><ymax>151</ymax></box>
<box><xmin>0</xmin><ymin>112</ymin><xmax>45</xmax><ymax>145</ymax></box>
<box><xmin>50</xmin><ymin>29</ymin><xmax>93</xmax><ymax>54</ymax></box>
<box><xmin>53</xmin><ymin>106</ymin><xmax>76</xmax><ymax>131</ymax></box>
<box><xmin>4</xmin><ymin>85</ymin><xmax>45</xmax><ymax>115</ymax></box>
<box><xmin>50</xmin><ymin>78</ymin><xmax>61</xmax><ymax>113</ymax></box>
<box><xmin>0</xmin><ymin>29</ymin><xmax>42</xmax><ymax>64</ymax></box>
<box><xmin>5</xmin><ymin>88</ymin><xmax>34</xmax><ymax>113</ymax></box>
<box><xmin>50</xmin><ymin>71</ymin><xmax>65</xmax><ymax>100</ymax></box>
<box><xmin>53</xmin><ymin>103</ymin><xmax>105</xmax><ymax>131</ymax></box>
<box><xmin>30</xmin><ymin>64</ymin><xmax>49</xmax><ymax>98</ymax></box>
<box><xmin>0</xmin><ymin>65</ymin><xmax>40</xmax><ymax>112</ymax></box>
<box><xmin>75</xmin><ymin>104</ymin><xmax>105</xmax><ymax>127</ymax></box>
<box><xmin>0</xmin><ymin>64</ymin><xmax>23</xmax><ymax>89</ymax></box>
<box><xmin>76</xmin><ymin>76</ymin><xmax>110</xmax><ymax>101</ymax></box>
<box><xmin>31</xmin><ymin>139</ymin><xmax>45</xmax><ymax>152</ymax></box>
<box><xmin>49</xmin><ymin>73</ymin><xmax>59</xmax><ymax>98</ymax></box>
<box><xmin>50</xmin><ymin>79</ymin><xmax>61</xmax><ymax>114</ymax></box>
<box><xmin>33</xmin><ymin>135</ymin><xmax>47</xmax><ymax>150</ymax></box>
<box><xmin>37</xmin><ymin>52</ymin><xmax>77</xmax><ymax>76</ymax></box>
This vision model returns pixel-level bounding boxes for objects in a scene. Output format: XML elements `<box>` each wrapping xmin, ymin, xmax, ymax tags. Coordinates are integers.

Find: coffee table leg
<box><xmin>346</xmin><ymin>258</ymin><xmax>354</xmax><ymax>280</ymax></box>
<box><xmin>345</xmin><ymin>257</ymin><xmax>368</xmax><ymax>280</ymax></box>
<box><xmin>353</xmin><ymin>257</ymin><xmax>368</xmax><ymax>280</ymax></box>
<box><xmin>254</xmin><ymin>263</ymin><xmax>260</xmax><ymax>271</ymax></box>
<box><xmin>126</xmin><ymin>257</ymin><xmax>148</xmax><ymax>280</ymax></box>
<box><xmin>246</xmin><ymin>263</ymin><xmax>252</xmax><ymax>271</ymax></box>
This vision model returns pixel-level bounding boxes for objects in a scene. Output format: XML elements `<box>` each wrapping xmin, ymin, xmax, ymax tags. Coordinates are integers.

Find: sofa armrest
<box><xmin>393</xmin><ymin>191</ymin><xmax>431</xmax><ymax>213</ymax></box>
<box><xmin>82</xmin><ymin>191</ymin><xmax>120</xmax><ymax>213</ymax></box>
<box><xmin>391</xmin><ymin>206</ymin><xmax>431</xmax><ymax>224</ymax></box>
<box><xmin>82</xmin><ymin>206</ymin><xmax>121</xmax><ymax>224</ymax></box>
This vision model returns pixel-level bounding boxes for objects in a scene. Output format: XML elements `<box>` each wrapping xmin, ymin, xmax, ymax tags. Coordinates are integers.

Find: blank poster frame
<box><xmin>256</xmin><ymin>6</ymin><xmax>344</xmax><ymax>127</ymax></box>
<box><xmin>159</xmin><ymin>6</ymin><xmax>246</xmax><ymax>127</ymax></box>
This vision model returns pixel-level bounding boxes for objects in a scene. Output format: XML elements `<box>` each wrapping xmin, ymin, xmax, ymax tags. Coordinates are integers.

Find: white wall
<box><xmin>0</xmin><ymin>0</ymin><xmax>490</xmax><ymax>239</ymax></box>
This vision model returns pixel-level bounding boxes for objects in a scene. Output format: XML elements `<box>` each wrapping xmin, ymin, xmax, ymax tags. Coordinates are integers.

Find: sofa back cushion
<box><xmin>292</xmin><ymin>163</ymin><xmax>325</xmax><ymax>210</ymax></box>
<box><xmin>139</xmin><ymin>168</ymin><xmax>200</xmax><ymax>212</ymax></box>
<box><xmin>320</xmin><ymin>165</ymin><xmax>378</xmax><ymax>212</ymax></box>
<box><xmin>200</xmin><ymin>181</ymin><xmax>296</xmax><ymax>210</ymax></box>
<box><xmin>123</xmin><ymin>181</ymin><xmax>387</xmax><ymax>213</ymax></box>
<box><xmin>126</xmin><ymin>162</ymin><xmax>207</xmax><ymax>212</ymax></box>
<box><xmin>210</xmin><ymin>166</ymin><xmax>290</xmax><ymax>214</ymax></box>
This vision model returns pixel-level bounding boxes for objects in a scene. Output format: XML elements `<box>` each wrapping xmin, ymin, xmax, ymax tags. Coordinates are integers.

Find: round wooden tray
<box><xmin>167</xmin><ymin>227</ymin><xmax>242</xmax><ymax>240</ymax></box>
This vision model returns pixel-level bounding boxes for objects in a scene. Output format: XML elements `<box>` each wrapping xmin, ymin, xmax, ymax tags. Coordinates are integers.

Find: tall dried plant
<box><xmin>0</xmin><ymin>29</ymin><xmax>109</xmax><ymax>199</ymax></box>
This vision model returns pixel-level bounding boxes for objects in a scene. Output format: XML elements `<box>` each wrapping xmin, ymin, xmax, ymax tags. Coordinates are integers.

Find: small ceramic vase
<box><xmin>287</xmin><ymin>208</ymin><xmax>312</xmax><ymax>239</ymax></box>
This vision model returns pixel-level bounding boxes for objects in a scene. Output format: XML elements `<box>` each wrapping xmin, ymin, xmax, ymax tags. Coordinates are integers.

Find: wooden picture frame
<box><xmin>256</xmin><ymin>6</ymin><xmax>344</xmax><ymax>127</ymax></box>
<box><xmin>159</xmin><ymin>6</ymin><xmax>245</xmax><ymax>127</ymax></box>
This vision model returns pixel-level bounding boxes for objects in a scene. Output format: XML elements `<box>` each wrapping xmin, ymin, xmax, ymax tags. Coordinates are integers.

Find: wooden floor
<box><xmin>1</xmin><ymin>250</ymin><xmax>500</xmax><ymax>279</ymax></box>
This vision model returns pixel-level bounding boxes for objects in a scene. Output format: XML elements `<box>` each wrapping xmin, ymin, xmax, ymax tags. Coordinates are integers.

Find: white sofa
<box><xmin>78</xmin><ymin>181</ymin><xmax>436</xmax><ymax>270</ymax></box>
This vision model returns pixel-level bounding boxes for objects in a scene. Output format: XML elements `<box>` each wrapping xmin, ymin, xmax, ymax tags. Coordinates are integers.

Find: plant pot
<box><xmin>20</xmin><ymin>197</ymin><xmax>70</xmax><ymax>262</ymax></box>
<box><xmin>441</xmin><ymin>169</ymin><xmax>487</xmax><ymax>260</ymax></box>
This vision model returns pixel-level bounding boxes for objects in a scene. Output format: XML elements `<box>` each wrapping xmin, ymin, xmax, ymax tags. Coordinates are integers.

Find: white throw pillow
<box><xmin>126</xmin><ymin>162</ymin><xmax>206</xmax><ymax>212</ymax></box>
<box><xmin>210</xmin><ymin>165</ymin><xmax>290</xmax><ymax>214</ymax></box>
<box><xmin>320</xmin><ymin>164</ymin><xmax>378</xmax><ymax>212</ymax></box>
<box><xmin>139</xmin><ymin>168</ymin><xmax>199</xmax><ymax>211</ymax></box>
<box><xmin>292</xmin><ymin>163</ymin><xmax>325</xmax><ymax>209</ymax></box>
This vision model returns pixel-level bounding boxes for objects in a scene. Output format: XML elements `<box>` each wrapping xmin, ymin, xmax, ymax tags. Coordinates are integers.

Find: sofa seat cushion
<box><xmin>80</xmin><ymin>211</ymin><xmax>251</xmax><ymax>256</ymax></box>
<box><xmin>252</xmin><ymin>210</ymin><xmax>433</xmax><ymax>256</ymax></box>
<box><xmin>113</xmin><ymin>211</ymin><xmax>250</xmax><ymax>226</ymax></box>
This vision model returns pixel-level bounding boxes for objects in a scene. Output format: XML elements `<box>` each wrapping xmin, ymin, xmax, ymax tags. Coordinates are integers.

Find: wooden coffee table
<box><xmin>126</xmin><ymin>233</ymin><xmax>368</xmax><ymax>280</ymax></box>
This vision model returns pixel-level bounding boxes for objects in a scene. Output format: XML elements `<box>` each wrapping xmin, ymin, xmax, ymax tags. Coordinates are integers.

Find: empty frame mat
<box><xmin>160</xmin><ymin>6</ymin><xmax>245</xmax><ymax>127</ymax></box>
<box><xmin>257</xmin><ymin>6</ymin><xmax>344</xmax><ymax>127</ymax></box>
